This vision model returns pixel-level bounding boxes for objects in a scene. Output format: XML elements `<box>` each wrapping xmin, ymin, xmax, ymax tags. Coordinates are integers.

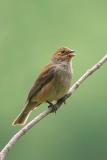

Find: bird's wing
<box><xmin>27</xmin><ymin>63</ymin><xmax>56</xmax><ymax>102</ymax></box>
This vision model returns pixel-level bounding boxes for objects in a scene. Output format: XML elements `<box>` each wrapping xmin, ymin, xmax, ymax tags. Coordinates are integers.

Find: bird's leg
<box><xmin>57</xmin><ymin>96</ymin><xmax>66</xmax><ymax>105</ymax></box>
<box><xmin>47</xmin><ymin>101</ymin><xmax>57</xmax><ymax>113</ymax></box>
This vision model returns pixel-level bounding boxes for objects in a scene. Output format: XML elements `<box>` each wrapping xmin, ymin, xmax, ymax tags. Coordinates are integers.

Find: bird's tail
<box><xmin>12</xmin><ymin>102</ymin><xmax>39</xmax><ymax>126</ymax></box>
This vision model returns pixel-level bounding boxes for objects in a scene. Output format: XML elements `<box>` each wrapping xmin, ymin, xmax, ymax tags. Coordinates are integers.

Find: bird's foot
<box><xmin>57</xmin><ymin>97</ymin><xmax>66</xmax><ymax>105</ymax></box>
<box><xmin>47</xmin><ymin>101</ymin><xmax>57</xmax><ymax>113</ymax></box>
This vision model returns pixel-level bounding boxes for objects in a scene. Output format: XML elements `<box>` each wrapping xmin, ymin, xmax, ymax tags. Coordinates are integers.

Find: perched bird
<box><xmin>13</xmin><ymin>47</ymin><xmax>75</xmax><ymax>125</ymax></box>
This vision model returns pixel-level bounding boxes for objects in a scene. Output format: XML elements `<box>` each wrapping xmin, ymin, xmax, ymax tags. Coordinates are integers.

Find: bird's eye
<box><xmin>61</xmin><ymin>50</ymin><xmax>65</xmax><ymax>53</ymax></box>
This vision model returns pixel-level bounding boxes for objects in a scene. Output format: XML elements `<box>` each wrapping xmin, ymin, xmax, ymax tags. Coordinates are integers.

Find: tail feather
<box><xmin>12</xmin><ymin>102</ymin><xmax>39</xmax><ymax>126</ymax></box>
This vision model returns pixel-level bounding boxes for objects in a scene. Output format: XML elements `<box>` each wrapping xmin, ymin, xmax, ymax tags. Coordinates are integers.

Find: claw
<box><xmin>57</xmin><ymin>97</ymin><xmax>66</xmax><ymax>105</ymax></box>
<box><xmin>47</xmin><ymin>101</ymin><xmax>57</xmax><ymax>113</ymax></box>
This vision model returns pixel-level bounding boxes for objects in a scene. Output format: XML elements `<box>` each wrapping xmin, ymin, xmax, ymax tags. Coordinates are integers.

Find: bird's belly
<box><xmin>52</xmin><ymin>72</ymin><xmax>71</xmax><ymax>100</ymax></box>
<box><xmin>35</xmin><ymin>70</ymin><xmax>71</xmax><ymax>103</ymax></box>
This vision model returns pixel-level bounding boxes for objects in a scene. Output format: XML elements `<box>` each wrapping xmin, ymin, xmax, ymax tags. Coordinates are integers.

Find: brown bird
<box><xmin>13</xmin><ymin>47</ymin><xmax>75</xmax><ymax>125</ymax></box>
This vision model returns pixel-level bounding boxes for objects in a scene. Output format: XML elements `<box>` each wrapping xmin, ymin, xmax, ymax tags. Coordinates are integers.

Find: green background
<box><xmin>0</xmin><ymin>0</ymin><xmax>107</xmax><ymax>160</ymax></box>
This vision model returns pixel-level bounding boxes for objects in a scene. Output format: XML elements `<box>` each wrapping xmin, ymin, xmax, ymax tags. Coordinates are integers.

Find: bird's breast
<box><xmin>52</xmin><ymin>66</ymin><xmax>72</xmax><ymax>100</ymax></box>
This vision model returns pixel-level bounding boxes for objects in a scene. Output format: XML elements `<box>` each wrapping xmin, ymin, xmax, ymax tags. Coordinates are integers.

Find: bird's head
<box><xmin>52</xmin><ymin>47</ymin><xmax>75</xmax><ymax>63</ymax></box>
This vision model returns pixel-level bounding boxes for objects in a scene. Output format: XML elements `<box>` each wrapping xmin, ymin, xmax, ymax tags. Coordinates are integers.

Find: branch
<box><xmin>0</xmin><ymin>54</ymin><xmax>107</xmax><ymax>160</ymax></box>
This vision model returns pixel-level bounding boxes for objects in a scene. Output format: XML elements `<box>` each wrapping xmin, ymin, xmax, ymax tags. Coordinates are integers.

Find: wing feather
<box><xmin>27</xmin><ymin>64</ymin><xmax>56</xmax><ymax>101</ymax></box>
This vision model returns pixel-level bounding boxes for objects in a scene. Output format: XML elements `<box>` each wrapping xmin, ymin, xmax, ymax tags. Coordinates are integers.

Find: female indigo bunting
<box><xmin>13</xmin><ymin>47</ymin><xmax>75</xmax><ymax>125</ymax></box>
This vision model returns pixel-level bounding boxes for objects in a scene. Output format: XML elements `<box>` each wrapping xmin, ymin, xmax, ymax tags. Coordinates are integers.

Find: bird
<box><xmin>12</xmin><ymin>47</ymin><xmax>75</xmax><ymax>125</ymax></box>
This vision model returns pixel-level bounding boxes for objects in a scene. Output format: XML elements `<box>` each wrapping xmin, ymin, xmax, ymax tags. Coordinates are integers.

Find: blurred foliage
<box><xmin>0</xmin><ymin>0</ymin><xmax>107</xmax><ymax>160</ymax></box>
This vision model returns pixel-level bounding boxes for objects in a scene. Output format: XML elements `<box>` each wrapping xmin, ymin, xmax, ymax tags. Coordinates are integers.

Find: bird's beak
<box><xmin>68</xmin><ymin>50</ymin><xmax>76</xmax><ymax>58</ymax></box>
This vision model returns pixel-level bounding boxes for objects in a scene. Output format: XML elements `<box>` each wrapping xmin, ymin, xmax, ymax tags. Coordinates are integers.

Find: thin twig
<box><xmin>0</xmin><ymin>54</ymin><xmax>107</xmax><ymax>160</ymax></box>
